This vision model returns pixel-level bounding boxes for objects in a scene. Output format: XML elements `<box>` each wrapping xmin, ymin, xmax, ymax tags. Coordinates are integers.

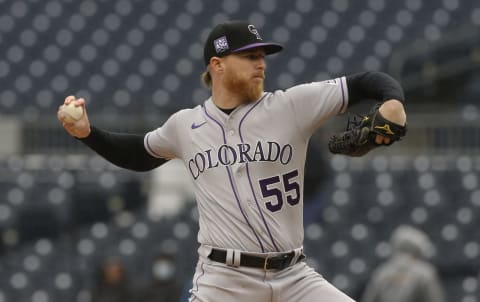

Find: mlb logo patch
<box><xmin>214</xmin><ymin>36</ymin><xmax>229</xmax><ymax>54</ymax></box>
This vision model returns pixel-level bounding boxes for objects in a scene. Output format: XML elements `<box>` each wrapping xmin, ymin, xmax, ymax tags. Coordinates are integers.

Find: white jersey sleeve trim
<box><xmin>144</xmin><ymin>132</ymin><xmax>163</xmax><ymax>158</ymax></box>
<box><xmin>142</xmin><ymin>111</ymin><xmax>180</xmax><ymax>160</ymax></box>
<box><xmin>339</xmin><ymin>76</ymin><xmax>349</xmax><ymax>114</ymax></box>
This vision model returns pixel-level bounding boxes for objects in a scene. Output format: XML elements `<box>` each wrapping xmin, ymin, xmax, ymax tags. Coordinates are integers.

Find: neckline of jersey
<box><xmin>216</xmin><ymin>106</ymin><xmax>236</xmax><ymax>115</ymax></box>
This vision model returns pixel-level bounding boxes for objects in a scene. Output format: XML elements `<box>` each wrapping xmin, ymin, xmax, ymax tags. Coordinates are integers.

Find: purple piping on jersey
<box><xmin>340</xmin><ymin>78</ymin><xmax>346</xmax><ymax>112</ymax></box>
<box><xmin>202</xmin><ymin>103</ymin><xmax>266</xmax><ymax>252</ymax></box>
<box><xmin>238</xmin><ymin>93</ymin><xmax>280</xmax><ymax>252</ymax></box>
<box><xmin>144</xmin><ymin>133</ymin><xmax>163</xmax><ymax>158</ymax></box>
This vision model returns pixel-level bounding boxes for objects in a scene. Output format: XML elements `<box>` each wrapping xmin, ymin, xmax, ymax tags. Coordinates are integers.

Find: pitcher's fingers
<box><xmin>64</xmin><ymin>95</ymin><xmax>75</xmax><ymax>105</ymax></box>
<box><xmin>375</xmin><ymin>135</ymin><xmax>383</xmax><ymax>145</ymax></box>
<box><xmin>57</xmin><ymin>110</ymin><xmax>66</xmax><ymax>122</ymax></box>
<box><xmin>74</xmin><ymin>98</ymin><xmax>85</xmax><ymax>107</ymax></box>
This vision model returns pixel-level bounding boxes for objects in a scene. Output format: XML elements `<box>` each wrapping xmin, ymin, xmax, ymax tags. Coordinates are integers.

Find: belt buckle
<box><xmin>263</xmin><ymin>255</ymin><xmax>270</xmax><ymax>271</ymax></box>
<box><xmin>263</xmin><ymin>253</ymin><xmax>291</xmax><ymax>271</ymax></box>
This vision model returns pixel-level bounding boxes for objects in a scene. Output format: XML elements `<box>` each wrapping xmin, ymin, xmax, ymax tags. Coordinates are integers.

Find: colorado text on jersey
<box><xmin>188</xmin><ymin>141</ymin><xmax>293</xmax><ymax>179</ymax></box>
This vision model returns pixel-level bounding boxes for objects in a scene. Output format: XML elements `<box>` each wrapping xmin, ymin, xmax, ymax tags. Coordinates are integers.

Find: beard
<box><xmin>223</xmin><ymin>69</ymin><xmax>264</xmax><ymax>103</ymax></box>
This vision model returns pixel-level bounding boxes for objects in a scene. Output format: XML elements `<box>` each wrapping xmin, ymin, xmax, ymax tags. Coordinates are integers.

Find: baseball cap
<box><xmin>203</xmin><ymin>21</ymin><xmax>283</xmax><ymax>65</ymax></box>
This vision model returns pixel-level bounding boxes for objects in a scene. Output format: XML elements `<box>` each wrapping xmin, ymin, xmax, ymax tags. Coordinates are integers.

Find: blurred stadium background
<box><xmin>0</xmin><ymin>0</ymin><xmax>479</xmax><ymax>301</ymax></box>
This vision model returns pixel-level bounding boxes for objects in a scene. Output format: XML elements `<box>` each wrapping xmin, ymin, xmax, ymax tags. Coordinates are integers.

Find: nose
<box><xmin>256</xmin><ymin>58</ymin><xmax>266</xmax><ymax>71</ymax></box>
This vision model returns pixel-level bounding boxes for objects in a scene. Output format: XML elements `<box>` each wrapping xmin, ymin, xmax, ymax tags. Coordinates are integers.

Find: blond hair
<box><xmin>201</xmin><ymin>70</ymin><xmax>212</xmax><ymax>88</ymax></box>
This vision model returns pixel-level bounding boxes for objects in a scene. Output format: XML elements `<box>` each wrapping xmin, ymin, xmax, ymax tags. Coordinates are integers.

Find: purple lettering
<box><xmin>280</xmin><ymin>144</ymin><xmax>293</xmax><ymax>165</ymax></box>
<box><xmin>218</xmin><ymin>145</ymin><xmax>237</xmax><ymax>165</ymax></box>
<box><xmin>194</xmin><ymin>152</ymin><xmax>206</xmax><ymax>173</ymax></box>
<box><xmin>188</xmin><ymin>159</ymin><xmax>200</xmax><ymax>180</ymax></box>
<box><xmin>267</xmin><ymin>141</ymin><xmax>280</xmax><ymax>162</ymax></box>
<box><xmin>205</xmin><ymin>149</ymin><xmax>219</xmax><ymax>169</ymax></box>
<box><xmin>238</xmin><ymin>143</ymin><xmax>253</xmax><ymax>163</ymax></box>
<box><xmin>253</xmin><ymin>141</ymin><xmax>266</xmax><ymax>161</ymax></box>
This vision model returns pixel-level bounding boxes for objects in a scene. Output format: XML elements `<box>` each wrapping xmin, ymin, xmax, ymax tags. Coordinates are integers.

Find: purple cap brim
<box><xmin>231</xmin><ymin>42</ymin><xmax>283</xmax><ymax>55</ymax></box>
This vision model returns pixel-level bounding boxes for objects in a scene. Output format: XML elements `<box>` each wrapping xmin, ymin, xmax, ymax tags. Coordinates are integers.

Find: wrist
<box><xmin>77</xmin><ymin>126</ymin><xmax>92</xmax><ymax>140</ymax></box>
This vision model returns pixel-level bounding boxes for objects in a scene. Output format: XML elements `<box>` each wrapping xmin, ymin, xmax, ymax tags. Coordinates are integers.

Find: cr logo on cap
<box><xmin>248</xmin><ymin>25</ymin><xmax>262</xmax><ymax>40</ymax></box>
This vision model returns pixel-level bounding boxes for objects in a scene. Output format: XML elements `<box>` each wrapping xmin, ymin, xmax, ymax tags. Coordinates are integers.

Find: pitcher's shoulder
<box><xmin>169</xmin><ymin>105</ymin><xmax>206</xmax><ymax>129</ymax></box>
<box><xmin>259</xmin><ymin>90</ymin><xmax>293</xmax><ymax>109</ymax></box>
<box><xmin>172</xmin><ymin>104</ymin><xmax>203</xmax><ymax>119</ymax></box>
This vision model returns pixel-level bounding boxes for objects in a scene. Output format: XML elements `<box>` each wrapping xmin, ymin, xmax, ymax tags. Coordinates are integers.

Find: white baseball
<box><xmin>61</xmin><ymin>103</ymin><xmax>84</xmax><ymax>123</ymax></box>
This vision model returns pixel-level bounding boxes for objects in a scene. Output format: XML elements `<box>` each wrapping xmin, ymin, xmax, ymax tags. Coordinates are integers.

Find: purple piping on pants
<box><xmin>238</xmin><ymin>93</ymin><xmax>280</xmax><ymax>252</ymax></box>
<box><xmin>202</xmin><ymin>103</ymin><xmax>265</xmax><ymax>252</ymax></box>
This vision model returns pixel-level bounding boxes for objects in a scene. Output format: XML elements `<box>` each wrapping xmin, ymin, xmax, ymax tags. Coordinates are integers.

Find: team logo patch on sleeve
<box><xmin>214</xmin><ymin>36</ymin><xmax>229</xmax><ymax>54</ymax></box>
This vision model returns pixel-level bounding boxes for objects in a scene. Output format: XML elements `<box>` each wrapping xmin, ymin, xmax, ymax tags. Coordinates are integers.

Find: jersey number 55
<box><xmin>259</xmin><ymin>169</ymin><xmax>300</xmax><ymax>212</ymax></box>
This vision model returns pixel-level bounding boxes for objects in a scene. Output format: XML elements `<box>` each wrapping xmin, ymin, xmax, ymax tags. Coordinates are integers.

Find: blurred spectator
<box><xmin>361</xmin><ymin>225</ymin><xmax>445</xmax><ymax>302</ymax></box>
<box><xmin>135</xmin><ymin>253</ymin><xmax>181</xmax><ymax>302</ymax></box>
<box><xmin>92</xmin><ymin>258</ymin><xmax>134</xmax><ymax>302</ymax></box>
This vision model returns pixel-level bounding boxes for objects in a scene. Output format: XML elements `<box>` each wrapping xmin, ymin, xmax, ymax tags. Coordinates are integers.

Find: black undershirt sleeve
<box><xmin>346</xmin><ymin>71</ymin><xmax>405</xmax><ymax>106</ymax></box>
<box><xmin>79</xmin><ymin>126</ymin><xmax>167</xmax><ymax>172</ymax></box>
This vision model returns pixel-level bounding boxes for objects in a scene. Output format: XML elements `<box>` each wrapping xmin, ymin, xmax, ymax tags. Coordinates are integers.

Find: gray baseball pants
<box><xmin>189</xmin><ymin>245</ymin><xmax>355</xmax><ymax>302</ymax></box>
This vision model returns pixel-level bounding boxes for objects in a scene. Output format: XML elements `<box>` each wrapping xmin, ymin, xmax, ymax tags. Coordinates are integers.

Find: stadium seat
<box><xmin>1</xmin><ymin>1</ymin><xmax>479</xmax><ymax>301</ymax></box>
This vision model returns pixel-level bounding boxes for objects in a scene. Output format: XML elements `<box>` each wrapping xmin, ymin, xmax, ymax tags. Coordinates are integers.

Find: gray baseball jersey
<box><xmin>144</xmin><ymin>77</ymin><xmax>348</xmax><ymax>253</ymax></box>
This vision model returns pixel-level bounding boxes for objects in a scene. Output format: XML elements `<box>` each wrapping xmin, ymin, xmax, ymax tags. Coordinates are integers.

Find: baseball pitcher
<box><xmin>58</xmin><ymin>21</ymin><xmax>407</xmax><ymax>302</ymax></box>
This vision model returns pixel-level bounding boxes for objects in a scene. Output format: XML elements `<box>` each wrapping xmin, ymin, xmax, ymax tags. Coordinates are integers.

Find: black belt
<box><xmin>208</xmin><ymin>249</ymin><xmax>305</xmax><ymax>270</ymax></box>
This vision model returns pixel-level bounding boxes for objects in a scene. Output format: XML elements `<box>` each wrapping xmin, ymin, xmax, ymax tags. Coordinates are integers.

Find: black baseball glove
<box><xmin>328</xmin><ymin>104</ymin><xmax>407</xmax><ymax>157</ymax></box>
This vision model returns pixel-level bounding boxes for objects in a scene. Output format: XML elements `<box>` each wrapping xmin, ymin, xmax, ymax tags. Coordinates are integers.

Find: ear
<box><xmin>209</xmin><ymin>57</ymin><xmax>224</xmax><ymax>73</ymax></box>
